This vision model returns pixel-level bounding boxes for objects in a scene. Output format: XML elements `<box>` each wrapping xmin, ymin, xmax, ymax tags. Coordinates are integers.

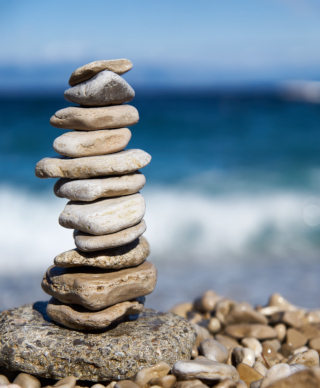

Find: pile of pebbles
<box><xmin>2</xmin><ymin>291</ymin><xmax>320</xmax><ymax>388</ymax></box>
<box><xmin>35</xmin><ymin>59</ymin><xmax>157</xmax><ymax>330</ymax></box>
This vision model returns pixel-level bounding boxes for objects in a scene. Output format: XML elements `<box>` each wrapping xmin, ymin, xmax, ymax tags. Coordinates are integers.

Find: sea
<box><xmin>1</xmin><ymin>90</ymin><xmax>320</xmax><ymax>312</ymax></box>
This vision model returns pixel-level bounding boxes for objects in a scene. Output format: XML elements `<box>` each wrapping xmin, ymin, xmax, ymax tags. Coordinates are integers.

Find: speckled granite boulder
<box><xmin>0</xmin><ymin>303</ymin><xmax>196</xmax><ymax>381</ymax></box>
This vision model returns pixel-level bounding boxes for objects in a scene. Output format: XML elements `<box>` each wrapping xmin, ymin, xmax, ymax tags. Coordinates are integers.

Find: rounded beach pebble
<box><xmin>35</xmin><ymin>149</ymin><xmax>151</xmax><ymax>179</ymax></box>
<box><xmin>59</xmin><ymin>193</ymin><xmax>145</xmax><ymax>235</ymax></box>
<box><xmin>64</xmin><ymin>70</ymin><xmax>135</xmax><ymax>106</ymax></box>
<box><xmin>74</xmin><ymin>220</ymin><xmax>147</xmax><ymax>251</ymax></box>
<box><xmin>54</xmin><ymin>236</ymin><xmax>150</xmax><ymax>269</ymax></box>
<box><xmin>50</xmin><ymin>105</ymin><xmax>139</xmax><ymax>130</ymax></box>
<box><xmin>46</xmin><ymin>297</ymin><xmax>145</xmax><ymax>330</ymax></box>
<box><xmin>53</xmin><ymin>128</ymin><xmax>132</xmax><ymax>158</ymax></box>
<box><xmin>54</xmin><ymin>173</ymin><xmax>146</xmax><ymax>202</ymax></box>
<box><xmin>41</xmin><ymin>261</ymin><xmax>157</xmax><ymax>310</ymax></box>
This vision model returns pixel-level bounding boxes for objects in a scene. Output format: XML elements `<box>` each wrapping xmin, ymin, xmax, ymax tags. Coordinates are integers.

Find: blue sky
<box><xmin>1</xmin><ymin>0</ymin><xmax>320</xmax><ymax>90</ymax></box>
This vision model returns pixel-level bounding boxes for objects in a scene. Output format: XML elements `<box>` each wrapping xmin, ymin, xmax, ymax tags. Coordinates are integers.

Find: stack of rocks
<box><xmin>35</xmin><ymin>59</ymin><xmax>157</xmax><ymax>330</ymax></box>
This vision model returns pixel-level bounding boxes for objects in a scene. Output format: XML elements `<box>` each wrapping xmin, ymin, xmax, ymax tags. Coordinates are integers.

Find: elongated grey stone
<box><xmin>54</xmin><ymin>173</ymin><xmax>146</xmax><ymax>202</ymax></box>
<box><xmin>59</xmin><ymin>193</ymin><xmax>145</xmax><ymax>235</ymax></box>
<box><xmin>50</xmin><ymin>105</ymin><xmax>139</xmax><ymax>130</ymax></box>
<box><xmin>0</xmin><ymin>304</ymin><xmax>196</xmax><ymax>381</ymax></box>
<box><xmin>46</xmin><ymin>297</ymin><xmax>144</xmax><ymax>330</ymax></box>
<box><xmin>74</xmin><ymin>220</ymin><xmax>147</xmax><ymax>251</ymax></box>
<box><xmin>41</xmin><ymin>261</ymin><xmax>157</xmax><ymax>310</ymax></box>
<box><xmin>53</xmin><ymin>128</ymin><xmax>131</xmax><ymax>158</ymax></box>
<box><xmin>54</xmin><ymin>236</ymin><xmax>150</xmax><ymax>269</ymax></box>
<box><xmin>69</xmin><ymin>59</ymin><xmax>133</xmax><ymax>86</ymax></box>
<box><xmin>64</xmin><ymin>71</ymin><xmax>135</xmax><ymax>107</ymax></box>
<box><xmin>35</xmin><ymin>149</ymin><xmax>151</xmax><ymax>179</ymax></box>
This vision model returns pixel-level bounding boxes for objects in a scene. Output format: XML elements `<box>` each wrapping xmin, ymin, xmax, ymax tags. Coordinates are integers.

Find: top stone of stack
<box><xmin>68</xmin><ymin>59</ymin><xmax>133</xmax><ymax>86</ymax></box>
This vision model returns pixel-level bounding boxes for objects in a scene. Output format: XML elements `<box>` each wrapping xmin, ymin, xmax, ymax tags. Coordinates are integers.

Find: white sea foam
<box><xmin>0</xmin><ymin>184</ymin><xmax>318</xmax><ymax>274</ymax></box>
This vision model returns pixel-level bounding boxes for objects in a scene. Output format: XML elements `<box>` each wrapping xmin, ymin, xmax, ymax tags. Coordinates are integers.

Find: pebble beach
<box><xmin>2</xmin><ymin>290</ymin><xmax>320</xmax><ymax>387</ymax></box>
<box><xmin>1</xmin><ymin>57</ymin><xmax>320</xmax><ymax>388</ymax></box>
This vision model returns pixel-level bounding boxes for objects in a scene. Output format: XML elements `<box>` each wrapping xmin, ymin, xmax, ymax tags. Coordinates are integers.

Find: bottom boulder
<box><xmin>0</xmin><ymin>303</ymin><xmax>196</xmax><ymax>381</ymax></box>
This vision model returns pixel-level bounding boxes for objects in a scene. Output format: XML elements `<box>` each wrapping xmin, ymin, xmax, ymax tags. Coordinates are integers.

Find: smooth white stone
<box><xmin>54</xmin><ymin>173</ymin><xmax>146</xmax><ymax>201</ymax></box>
<box><xmin>59</xmin><ymin>193</ymin><xmax>145</xmax><ymax>235</ymax></box>
<box><xmin>260</xmin><ymin>364</ymin><xmax>292</xmax><ymax>388</ymax></box>
<box><xmin>199</xmin><ymin>339</ymin><xmax>229</xmax><ymax>363</ymax></box>
<box><xmin>64</xmin><ymin>70</ymin><xmax>135</xmax><ymax>106</ymax></box>
<box><xmin>241</xmin><ymin>337</ymin><xmax>263</xmax><ymax>358</ymax></box>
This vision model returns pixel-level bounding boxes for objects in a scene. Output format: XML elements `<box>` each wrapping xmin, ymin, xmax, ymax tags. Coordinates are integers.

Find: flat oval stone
<box><xmin>59</xmin><ymin>193</ymin><xmax>145</xmax><ymax>235</ymax></box>
<box><xmin>53</xmin><ymin>128</ymin><xmax>131</xmax><ymax>158</ymax></box>
<box><xmin>69</xmin><ymin>59</ymin><xmax>133</xmax><ymax>86</ymax></box>
<box><xmin>35</xmin><ymin>149</ymin><xmax>151</xmax><ymax>179</ymax></box>
<box><xmin>46</xmin><ymin>297</ymin><xmax>145</xmax><ymax>330</ymax></box>
<box><xmin>225</xmin><ymin>303</ymin><xmax>268</xmax><ymax>325</ymax></box>
<box><xmin>64</xmin><ymin>71</ymin><xmax>134</xmax><ymax>107</ymax></box>
<box><xmin>41</xmin><ymin>261</ymin><xmax>157</xmax><ymax>310</ymax></box>
<box><xmin>225</xmin><ymin>324</ymin><xmax>277</xmax><ymax>340</ymax></box>
<box><xmin>54</xmin><ymin>236</ymin><xmax>150</xmax><ymax>269</ymax></box>
<box><xmin>50</xmin><ymin>105</ymin><xmax>139</xmax><ymax>130</ymax></box>
<box><xmin>74</xmin><ymin>220</ymin><xmax>147</xmax><ymax>252</ymax></box>
<box><xmin>54</xmin><ymin>173</ymin><xmax>146</xmax><ymax>202</ymax></box>
<box><xmin>172</xmin><ymin>356</ymin><xmax>239</xmax><ymax>382</ymax></box>
<box><xmin>0</xmin><ymin>304</ymin><xmax>196</xmax><ymax>381</ymax></box>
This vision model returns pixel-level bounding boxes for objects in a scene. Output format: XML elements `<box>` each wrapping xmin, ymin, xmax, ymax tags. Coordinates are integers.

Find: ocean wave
<box><xmin>0</xmin><ymin>184</ymin><xmax>319</xmax><ymax>274</ymax></box>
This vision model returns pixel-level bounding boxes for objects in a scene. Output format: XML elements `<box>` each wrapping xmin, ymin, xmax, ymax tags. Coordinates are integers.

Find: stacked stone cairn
<box><xmin>35</xmin><ymin>59</ymin><xmax>157</xmax><ymax>330</ymax></box>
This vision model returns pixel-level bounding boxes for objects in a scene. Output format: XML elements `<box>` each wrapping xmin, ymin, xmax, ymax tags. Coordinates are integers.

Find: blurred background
<box><xmin>1</xmin><ymin>0</ymin><xmax>320</xmax><ymax>312</ymax></box>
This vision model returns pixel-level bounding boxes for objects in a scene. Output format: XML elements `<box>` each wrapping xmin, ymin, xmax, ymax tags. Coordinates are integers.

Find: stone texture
<box><xmin>0</xmin><ymin>304</ymin><xmax>196</xmax><ymax>381</ymax></box>
<box><xmin>64</xmin><ymin>71</ymin><xmax>134</xmax><ymax>106</ymax></box>
<box><xmin>74</xmin><ymin>220</ymin><xmax>147</xmax><ymax>252</ymax></box>
<box><xmin>59</xmin><ymin>193</ymin><xmax>145</xmax><ymax>235</ymax></box>
<box><xmin>224</xmin><ymin>324</ymin><xmax>277</xmax><ymax>340</ymax></box>
<box><xmin>198</xmin><ymin>339</ymin><xmax>229</xmax><ymax>363</ymax></box>
<box><xmin>172</xmin><ymin>356</ymin><xmax>239</xmax><ymax>382</ymax></box>
<box><xmin>53</xmin><ymin>376</ymin><xmax>77</xmax><ymax>388</ymax></box>
<box><xmin>232</xmin><ymin>347</ymin><xmax>255</xmax><ymax>367</ymax></box>
<box><xmin>214</xmin><ymin>379</ymin><xmax>236</xmax><ymax>388</ymax></box>
<box><xmin>115</xmin><ymin>381</ymin><xmax>140</xmax><ymax>388</ymax></box>
<box><xmin>54</xmin><ymin>173</ymin><xmax>146</xmax><ymax>202</ymax></box>
<box><xmin>241</xmin><ymin>337</ymin><xmax>262</xmax><ymax>358</ymax></box>
<box><xmin>46</xmin><ymin>297</ymin><xmax>145</xmax><ymax>330</ymax></box>
<box><xmin>236</xmin><ymin>363</ymin><xmax>263</xmax><ymax>388</ymax></box>
<box><xmin>309</xmin><ymin>336</ymin><xmax>320</xmax><ymax>352</ymax></box>
<box><xmin>134</xmin><ymin>362</ymin><xmax>170</xmax><ymax>387</ymax></box>
<box><xmin>260</xmin><ymin>364</ymin><xmax>292</xmax><ymax>388</ymax></box>
<box><xmin>0</xmin><ymin>375</ymin><xmax>10</xmax><ymax>385</ymax></box>
<box><xmin>267</xmin><ymin>369</ymin><xmax>320</xmax><ymax>388</ymax></box>
<box><xmin>54</xmin><ymin>236</ymin><xmax>150</xmax><ymax>269</ymax></box>
<box><xmin>215</xmin><ymin>335</ymin><xmax>239</xmax><ymax>351</ymax></box>
<box><xmin>267</xmin><ymin>293</ymin><xmax>298</xmax><ymax>312</ymax></box>
<box><xmin>53</xmin><ymin>128</ymin><xmax>131</xmax><ymax>158</ymax></box>
<box><xmin>146</xmin><ymin>376</ymin><xmax>176</xmax><ymax>388</ymax></box>
<box><xmin>285</xmin><ymin>328</ymin><xmax>307</xmax><ymax>349</ymax></box>
<box><xmin>35</xmin><ymin>149</ymin><xmax>151</xmax><ymax>179</ymax></box>
<box><xmin>193</xmin><ymin>291</ymin><xmax>223</xmax><ymax>313</ymax></box>
<box><xmin>50</xmin><ymin>105</ymin><xmax>139</xmax><ymax>130</ymax></box>
<box><xmin>13</xmin><ymin>373</ymin><xmax>40</xmax><ymax>388</ymax></box>
<box><xmin>69</xmin><ymin>59</ymin><xmax>133</xmax><ymax>86</ymax></box>
<box><xmin>225</xmin><ymin>303</ymin><xmax>268</xmax><ymax>325</ymax></box>
<box><xmin>41</xmin><ymin>261</ymin><xmax>157</xmax><ymax>310</ymax></box>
